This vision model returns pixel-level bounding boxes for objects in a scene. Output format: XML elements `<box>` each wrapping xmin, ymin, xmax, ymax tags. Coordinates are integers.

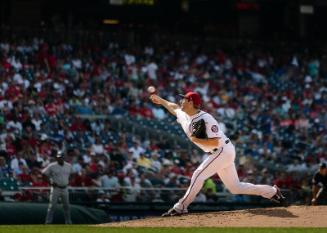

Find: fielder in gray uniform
<box><xmin>42</xmin><ymin>151</ymin><xmax>74</xmax><ymax>224</ymax></box>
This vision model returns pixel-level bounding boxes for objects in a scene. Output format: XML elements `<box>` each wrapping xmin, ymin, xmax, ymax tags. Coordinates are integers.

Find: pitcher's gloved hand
<box><xmin>191</xmin><ymin>119</ymin><xmax>207</xmax><ymax>139</ymax></box>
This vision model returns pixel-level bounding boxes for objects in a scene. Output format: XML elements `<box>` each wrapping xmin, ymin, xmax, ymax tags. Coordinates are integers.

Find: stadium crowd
<box><xmin>0</xmin><ymin>29</ymin><xmax>326</xmax><ymax>205</ymax></box>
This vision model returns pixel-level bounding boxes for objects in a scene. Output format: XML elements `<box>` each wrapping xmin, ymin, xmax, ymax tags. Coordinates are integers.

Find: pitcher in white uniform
<box><xmin>150</xmin><ymin>91</ymin><xmax>285</xmax><ymax>217</ymax></box>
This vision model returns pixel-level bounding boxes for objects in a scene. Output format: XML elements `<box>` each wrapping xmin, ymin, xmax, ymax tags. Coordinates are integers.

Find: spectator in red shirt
<box><xmin>71</xmin><ymin>169</ymin><xmax>95</xmax><ymax>187</ymax></box>
<box><xmin>17</xmin><ymin>166</ymin><xmax>32</xmax><ymax>185</ymax></box>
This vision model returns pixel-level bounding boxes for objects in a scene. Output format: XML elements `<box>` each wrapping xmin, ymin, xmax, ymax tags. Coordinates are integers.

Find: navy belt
<box><xmin>208</xmin><ymin>139</ymin><xmax>230</xmax><ymax>155</ymax></box>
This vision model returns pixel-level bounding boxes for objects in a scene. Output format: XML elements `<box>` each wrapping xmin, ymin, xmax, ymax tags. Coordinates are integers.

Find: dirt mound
<box><xmin>100</xmin><ymin>206</ymin><xmax>327</xmax><ymax>227</ymax></box>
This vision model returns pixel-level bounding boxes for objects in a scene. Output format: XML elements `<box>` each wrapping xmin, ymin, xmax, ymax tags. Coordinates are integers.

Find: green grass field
<box><xmin>0</xmin><ymin>226</ymin><xmax>326</xmax><ymax>233</ymax></box>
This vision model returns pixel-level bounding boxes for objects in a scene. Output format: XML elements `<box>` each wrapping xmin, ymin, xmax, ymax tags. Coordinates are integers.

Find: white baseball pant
<box><xmin>173</xmin><ymin>141</ymin><xmax>277</xmax><ymax>212</ymax></box>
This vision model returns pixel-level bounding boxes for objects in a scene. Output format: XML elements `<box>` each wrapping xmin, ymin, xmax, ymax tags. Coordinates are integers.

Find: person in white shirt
<box><xmin>146</xmin><ymin>62</ymin><xmax>158</xmax><ymax>80</ymax></box>
<box><xmin>10</xmin><ymin>153</ymin><xmax>27</xmax><ymax>175</ymax></box>
<box><xmin>150</xmin><ymin>91</ymin><xmax>285</xmax><ymax>217</ymax></box>
<box><xmin>100</xmin><ymin>170</ymin><xmax>120</xmax><ymax>189</ymax></box>
<box><xmin>128</xmin><ymin>142</ymin><xmax>145</xmax><ymax>160</ymax></box>
<box><xmin>91</xmin><ymin>137</ymin><xmax>105</xmax><ymax>155</ymax></box>
<box><xmin>31</xmin><ymin>112</ymin><xmax>43</xmax><ymax>131</ymax></box>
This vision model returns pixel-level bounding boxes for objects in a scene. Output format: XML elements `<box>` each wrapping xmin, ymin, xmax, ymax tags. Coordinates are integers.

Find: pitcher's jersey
<box><xmin>175</xmin><ymin>109</ymin><xmax>227</xmax><ymax>152</ymax></box>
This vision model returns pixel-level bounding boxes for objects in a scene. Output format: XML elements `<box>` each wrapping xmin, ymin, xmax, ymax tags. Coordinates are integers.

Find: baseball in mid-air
<box><xmin>147</xmin><ymin>86</ymin><xmax>156</xmax><ymax>94</ymax></box>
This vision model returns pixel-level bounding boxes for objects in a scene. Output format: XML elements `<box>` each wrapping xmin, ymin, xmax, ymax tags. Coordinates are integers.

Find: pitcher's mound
<box><xmin>100</xmin><ymin>206</ymin><xmax>327</xmax><ymax>227</ymax></box>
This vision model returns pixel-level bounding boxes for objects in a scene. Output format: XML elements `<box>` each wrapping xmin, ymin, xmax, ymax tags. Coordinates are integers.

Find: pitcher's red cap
<box><xmin>179</xmin><ymin>91</ymin><xmax>202</xmax><ymax>107</ymax></box>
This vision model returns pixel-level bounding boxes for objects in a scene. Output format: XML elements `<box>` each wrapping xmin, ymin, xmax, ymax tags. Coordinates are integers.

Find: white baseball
<box><xmin>147</xmin><ymin>86</ymin><xmax>156</xmax><ymax>94</ymax></box>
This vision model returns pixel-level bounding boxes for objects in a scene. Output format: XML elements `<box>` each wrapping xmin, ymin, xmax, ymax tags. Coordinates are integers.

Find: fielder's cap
<box><xmin>320</xmin><ymin>162</ymin><xmax>326</xmax><ymax>168</ymax></box>
<box><xmin>56</xmin><ymin>150</ymin><xmax>64</xmax><ymax>158</ymax></box>
<box><xmin>179</xmin><ymin>91</ymin><xmax>202</xmax><ymax>107</ymax></box>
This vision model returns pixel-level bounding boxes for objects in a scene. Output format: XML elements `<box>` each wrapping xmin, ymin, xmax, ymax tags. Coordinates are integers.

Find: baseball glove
<box><xmin>191</xmin><ymin>119</ymin><xmax>207</xmax><ymax>139</ymax></box>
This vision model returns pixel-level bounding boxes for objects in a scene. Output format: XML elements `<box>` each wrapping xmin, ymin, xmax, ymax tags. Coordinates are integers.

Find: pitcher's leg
<box><xmin>218</xmin><ymin>163</ymin><xmax>276</xmax><ymax>198</ymax></box>
<box><xmin>174</xmin><ymin>147</ymin><xmax>226</xmax><ymax>211</ymax></box>
<box><xmin>45</xmin><ymin>188</ymin><xmax>59</xmax><ymax>224</ymax></box>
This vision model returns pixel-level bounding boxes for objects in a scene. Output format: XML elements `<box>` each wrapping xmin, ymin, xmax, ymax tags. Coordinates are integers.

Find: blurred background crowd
<box><xmin>0</xmin><ymin>0</ymin><xmax>326</xmax><ymax>207</ymax></box>
<box><xmin>0</xmin><ymin>26</ymin><xmax>326</xmax><ymax>205</ymax></box>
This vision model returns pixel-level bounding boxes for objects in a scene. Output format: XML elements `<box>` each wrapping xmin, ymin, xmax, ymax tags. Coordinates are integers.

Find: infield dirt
<box><xmin>99</xmin><ymin>206</ymin><xmax>327</xmax><ymax>227</ymax></box>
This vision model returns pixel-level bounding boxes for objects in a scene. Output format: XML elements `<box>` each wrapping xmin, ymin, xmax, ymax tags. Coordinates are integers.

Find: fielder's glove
<box><xmin>191</xmin><ymin>119</ymin><xmax>208</xmax><ymax>139</ymax></box>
